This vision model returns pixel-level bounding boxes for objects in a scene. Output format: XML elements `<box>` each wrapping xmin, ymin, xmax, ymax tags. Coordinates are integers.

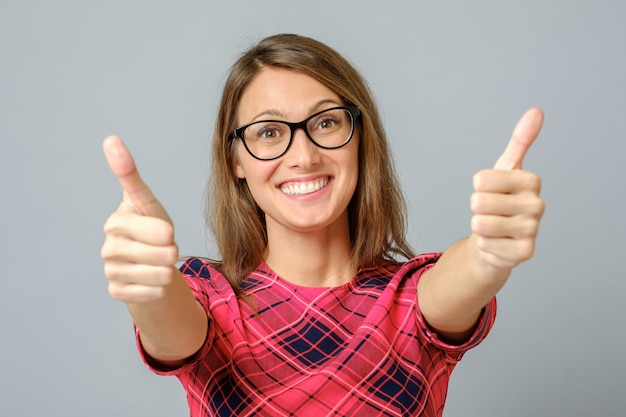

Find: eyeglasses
<box><xmin>232</xmin><ymin>106</ymin><xmax>361</xmax><ymax>160</ymax></box>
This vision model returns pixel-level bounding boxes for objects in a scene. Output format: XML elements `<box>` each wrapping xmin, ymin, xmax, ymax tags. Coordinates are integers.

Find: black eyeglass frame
<box><xmin>231</xmin><ymin>105</ymin><xmax>361</xmax><ymax>161</ymax></box>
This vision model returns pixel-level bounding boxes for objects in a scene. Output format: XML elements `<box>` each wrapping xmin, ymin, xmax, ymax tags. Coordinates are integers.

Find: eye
<box><xmin>250</xmin><ymin>122</ymin><xmax>288</xmax><ymax>142</ymax></box>
<box><xmin>258</xmin><ymin>127</ymin><xmax>280</xmax><ymax>138</ymax></box>
<box><xmin>309</xmin><ymin>108</ymin><xmax>349</xmax><ymax>134</ymax></box>
<box><xmin>312</xmin><ymin>116</ymin><xmax>342</xmax><ymax>133</ymax></box>
<box><xmin>318</xmin><ymin>118</ymin><xmax>337</xmax><ymax>129</ymax></box>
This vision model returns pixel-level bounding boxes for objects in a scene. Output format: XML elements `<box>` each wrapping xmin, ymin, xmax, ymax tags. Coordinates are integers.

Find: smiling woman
<box><xmin>210</xmin><ymin>35</ymin><xmax>416</xmax><ymax>293</ymax></box>
<box><xmin>101</xmin><ymin>33</ymin><xmax>544</xmax><ymax>416</ymax></box>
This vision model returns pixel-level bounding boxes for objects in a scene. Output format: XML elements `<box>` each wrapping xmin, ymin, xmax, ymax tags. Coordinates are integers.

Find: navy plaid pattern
<box><xmin>136</xmin><ymin>253</ymin><xmax>496</xmax><ymax>416</ymax></box>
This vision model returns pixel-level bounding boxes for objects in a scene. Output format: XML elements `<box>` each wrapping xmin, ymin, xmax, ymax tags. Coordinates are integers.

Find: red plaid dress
<box><xmin>137</xmin><ymin>253</ymin><xmax>496</xmax><ymax>416</ymax></box>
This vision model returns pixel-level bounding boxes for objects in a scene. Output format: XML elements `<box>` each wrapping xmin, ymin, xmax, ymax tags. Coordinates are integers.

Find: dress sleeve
<box><xmin>413</xmin><ymin>255</ymin><xmax>498</xmax><ymax>362</ymax></box>
<box><xmin>134</xmin><ymin>258</ymin><xmax>216</xmax><ymax>376</ymax></box>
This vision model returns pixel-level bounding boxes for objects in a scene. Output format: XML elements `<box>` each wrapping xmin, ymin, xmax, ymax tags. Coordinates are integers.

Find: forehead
<box><xmin>238</xmin><ymin>67</ymin><xmax>342</xmax><ymax>123</ymax></box>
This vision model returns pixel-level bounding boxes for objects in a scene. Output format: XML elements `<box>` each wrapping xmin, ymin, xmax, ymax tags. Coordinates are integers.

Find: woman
<box><xmin>101</xmin><ymin>33</ymin><xmax>544</xmax><ymax>416</ymax></box>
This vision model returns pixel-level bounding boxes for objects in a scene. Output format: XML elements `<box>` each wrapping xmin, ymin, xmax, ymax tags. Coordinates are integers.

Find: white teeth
<box><xmin>281</xmin><ymin>178</ymin><xmax>329</xmax><ymax>195</ymax></box>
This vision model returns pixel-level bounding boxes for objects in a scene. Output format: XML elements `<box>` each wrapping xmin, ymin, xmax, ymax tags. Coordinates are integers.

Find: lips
<box><xmin>279</xmin><ymin>176</ymin><xmax>330</xmax><ymax>196</ymax></box>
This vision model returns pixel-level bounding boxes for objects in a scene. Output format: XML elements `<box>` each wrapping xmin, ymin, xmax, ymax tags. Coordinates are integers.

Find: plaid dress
<box><xmin>137</xmin><ymin>253</ymin><xmax>496</xmax><ymax>416</ymax></box>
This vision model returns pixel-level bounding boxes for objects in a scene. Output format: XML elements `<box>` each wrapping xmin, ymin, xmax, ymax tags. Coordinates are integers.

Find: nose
<box><xmin>284</xmin><ymin>128</ymin><xmax>321</xmax><ymax>168</ymax></box>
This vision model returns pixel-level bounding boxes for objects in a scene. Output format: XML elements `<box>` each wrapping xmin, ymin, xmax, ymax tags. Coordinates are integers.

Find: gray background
<box><xmin>1</xmin><ymin>1</ymin><xmax>624</xmax><ymax>416</ymax></box>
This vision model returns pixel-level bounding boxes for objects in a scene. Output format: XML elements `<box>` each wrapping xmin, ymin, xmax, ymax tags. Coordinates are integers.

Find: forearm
<box><xmin>418</xmin><ymin>235</ymin><xmax>510</xmax><ymax>338</ymax></box>
<box><xmin>128</xmin><ymin>268</ymin><xmax>208</xmax><ymax>363</ymax></box>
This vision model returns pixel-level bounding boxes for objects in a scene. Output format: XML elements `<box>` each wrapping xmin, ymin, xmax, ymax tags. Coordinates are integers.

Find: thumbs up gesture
<box><xmin>470</xmin><ymin>108</ymin><xmax>546</xmax><ymax>271</ymax></box>
<box><xmin>101</xmin><ymin>136</ymin><xmax>180</xmax><ymax>303</ymax></box>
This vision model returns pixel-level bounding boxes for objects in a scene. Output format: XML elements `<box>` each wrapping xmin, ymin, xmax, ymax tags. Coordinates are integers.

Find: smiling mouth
<box><xmin>280</xmin><ymin>177</ymin><xmax>330</xmax><ymax>196</ymax></box>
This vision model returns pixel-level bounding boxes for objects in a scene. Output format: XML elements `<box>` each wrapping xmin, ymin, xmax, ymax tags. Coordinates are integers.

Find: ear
<box><xmin>234</xmin><ymin>157</ymin><xmax>246</xmax><ymax>179</ymax></box>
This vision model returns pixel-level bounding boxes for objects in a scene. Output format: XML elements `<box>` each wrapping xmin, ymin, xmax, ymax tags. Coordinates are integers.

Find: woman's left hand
<box><xmin>470</xmin><ymin>108</ymin><xmax>546</xmax><ymax>272</ymax></box>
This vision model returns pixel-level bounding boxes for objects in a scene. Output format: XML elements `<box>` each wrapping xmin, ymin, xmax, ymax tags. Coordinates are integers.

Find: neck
<box><xmin>263</xmin><ymin>216</ymin><xmax>356</xmax><ymax>287</ymax></box>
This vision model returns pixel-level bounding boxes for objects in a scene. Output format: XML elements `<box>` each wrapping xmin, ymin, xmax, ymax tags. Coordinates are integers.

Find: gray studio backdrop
<box><xmin>1</xmin><ymin>1</ymin><xmax>624</xmax><ymax>416</ymax></box>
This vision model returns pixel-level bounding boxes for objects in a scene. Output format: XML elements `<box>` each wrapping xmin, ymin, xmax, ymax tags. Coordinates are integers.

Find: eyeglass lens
<box><xmin>241</xmin><ymin>107</ymin><xmax>355</xmax><ymax>160</ymax></box>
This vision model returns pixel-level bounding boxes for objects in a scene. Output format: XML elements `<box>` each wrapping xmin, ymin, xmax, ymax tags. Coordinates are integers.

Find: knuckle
<box><xmin>101</xmin><ymin>238</ymin><xmax>125</xmax><ymax>260</ymax></box>
<box><xmin>163</xmin><ymin>266</ymin><xmax>177</xmax><ymax>285</ymax></box>
<box><xmin>528</xmin><ymin>172</ymin><xmax>542</xmax><ymax>191</ymax></box>
<box><xmin>520</xmin><ymin>171</ymin><xmax>542</xmax><ymax>193</ymax></box>
<box><xmin>518</xmin><ymin>239</ymin><xmax>535</xmax><ymax>260</ymax></box>
<box><xmin>100</xmin><ymin>240</ymin><xmax>117</xmax><ymax>260</ymax></box>
<box><xmin>150</xmin><ymin>286</ymin><xmax>167</xmax><ymax>300</ymax></box>
<box><xmin>520</xmin><ymin>194</ymin><xmax>545</xmax><ymax>217</ymax></box>
<box><xmin>470</xmin><ymin>193</ymin><xmax>482</xmax><ymax>212</ymax></box>
<box><xmin>515</xmin><ymin>217</ymin><xmax>533</xmax><ymax>237</ymax></box>
<box><xmin>152</xmin><ymin>219</ymin><xmax>175</xmax><ymax>244</ymax></box>
<box><xmin>103</xmin><ymin>263</ymin><xmax>116</xmax><ymax>280</ymax></box>
<box><xmin>108</xmin><ymin>282</ymin><xmax>125</xmax><ymax>300</ymax></box>
<box><xmin>100</xmin><ymin>244</ymin><xmax>109</xmax><ymax>260</ymax></box>
<box><xmin>161</xmin><ymin>222</ymin><xmax>175</xmax><ymax>242</ymax></box>
<box><xmin>154</xmin><ymin>266</ymin><xmax>175</xmax><ymax>286</ymax></box>
<box><xmin>473</xmin><ymin>170</ymin><xmax>489</xmax><ymax>190</ymax></box>
<box><xmin>470</xmin><ymin>215</ymin><xmax>482</xmax><ymax>234</ymax></box>
<box><xmin>103</xmin><ymin>211</ymin><xmax>125</xmax><ymax>234</ymax></box>
<box><xmin>535</xmin><ymin>198</ymin><xmax>546</xmax><ymax>217</ymax></box>
<box><xmin>475</xmin><ymin>235</ymin><xmax>488</xmax><ymax>251</ymax></box>
<box><xmin>480</xmin><ymin>194</ymin><xmax>496</xmax><ymax>213</ymax></box>
<box><xmin>163</xmin><ymin>245</ymin><xmax>179</xmax><ymax>264</ymax></box>
<box><xmin>103</xmin><ymin>262</ymin><xmax>128</xmax><ymax>283</ymax></box>
<box><xmin>102</xmin><ymin>217</ymin><xmax>116</xmax><ymax>235</ymax></box>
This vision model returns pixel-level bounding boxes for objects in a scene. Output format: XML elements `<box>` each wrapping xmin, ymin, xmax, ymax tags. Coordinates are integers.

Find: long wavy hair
<box><xmin>208</xmin><ymin>33</ymin><xmax>414</xmax><ymax>296</ymax></box>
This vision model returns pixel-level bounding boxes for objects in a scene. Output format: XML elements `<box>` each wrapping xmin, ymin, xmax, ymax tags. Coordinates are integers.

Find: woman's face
<box><xmin>234</xmin><ymin>67</ymin><xmax>359</xmax><ymax>237</ymax></box>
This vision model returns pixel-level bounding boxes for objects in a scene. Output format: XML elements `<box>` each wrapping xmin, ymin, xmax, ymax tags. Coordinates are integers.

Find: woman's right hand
<box><xmin>101</xmin><ymin>136</ymin><xmax>180</xmax><ymax>304</ymax></box>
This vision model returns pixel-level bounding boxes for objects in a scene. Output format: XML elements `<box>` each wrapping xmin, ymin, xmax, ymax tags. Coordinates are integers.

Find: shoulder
<box><xmin>361</xmin><ymin>253</ymin><xmax>442</xmax><ymax>280</ymax></box>
<box><xmin>179</xmin><ymin>257</ymin><xmax>219</xmax><ymax>279</ymax></box>
<box><xmin>403</xmin><ymin>252</ymin><xmax>442</xmax><ymax>271</ymax></box>
<box><xmin>351</xmin><ymin>253</ymin><xmax>442</xmax><ymax>298</ymax></box>
<box><xmin>178</xmin><ymin>257</ymin><xmax>235</xmax><ymax>299</ymax></box>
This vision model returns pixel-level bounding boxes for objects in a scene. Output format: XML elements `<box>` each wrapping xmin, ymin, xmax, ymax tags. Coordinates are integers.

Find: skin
<box><xmin>101</xmin><ymin>137</ymin><xmax>207</xmax><ymax>365</ymax></box>
<box><xmin>101</xmin><ymin>67</ymin><xmax>544</xmax><ymax>363</ymax></box>
<box><xmin>417</xmin><ymin>107</ymin><xmax>545</xmax><ymax>342</ymax></box>
<box><xmin>234</xmin><ymin>68</ymin><xmax>360</xmax><ymax>287</ymax></box>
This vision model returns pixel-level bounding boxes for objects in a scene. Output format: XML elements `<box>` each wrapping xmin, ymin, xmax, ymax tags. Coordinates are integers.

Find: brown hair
<box><xmin>208</xmin><ymin>33</ymin><xmax>414</xmax><ymax>295</ymax></box>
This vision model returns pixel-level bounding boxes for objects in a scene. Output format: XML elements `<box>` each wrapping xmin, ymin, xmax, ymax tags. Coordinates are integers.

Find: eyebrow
<box><xmin>249</xmin><ymin>99</ymin><xmax>343</xmax><ymax>122</ymax></box>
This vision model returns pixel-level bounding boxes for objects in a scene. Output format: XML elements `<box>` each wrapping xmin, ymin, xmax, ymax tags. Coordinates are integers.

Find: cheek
<box><xmin>236</xmin><ymin>155</ymin><xmax>278</xmax><ymax>186</ymax></box>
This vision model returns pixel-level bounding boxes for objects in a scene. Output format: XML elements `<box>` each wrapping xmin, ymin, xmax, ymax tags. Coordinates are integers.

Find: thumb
<box><xmin>493</xmin><ymin>108</ymin><xmax>544</xmax><ymax>170</ymax></box>
<box><xmin>103</xmin><ymin>136</ymin><xmax>171</xmax><ymax>222</ymax></box>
